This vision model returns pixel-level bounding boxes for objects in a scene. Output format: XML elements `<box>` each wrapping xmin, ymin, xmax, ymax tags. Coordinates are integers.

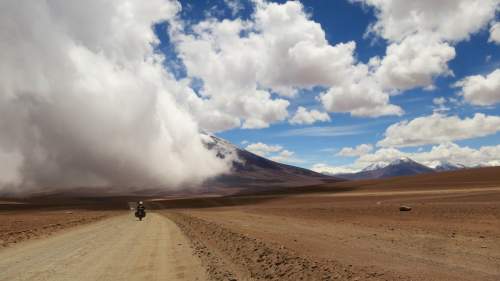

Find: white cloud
<box><xmin>322</xmin><ymin>0</ymin><xmax>496</xmax><ymax>114</ymax></box>
<box><xmin>358</xmin><ymin>143</ymin><xmax>500</xmax><ymax>168</ymax></box>
<box><xmin>245</xmin><ymin>142</ymin><xmax>301</xmax><ymax>163</ymax></box>
<box><xmin>0</xmin><ymin>150</ymin><xmax>22</xmax><ymax>187</ymax></box>
<box><xmin>337</xmin><ymin>144</ymin><xmax>374</xmax><ymax>157</ymax></box>
<box><xmin>270</xmin><ymin>150</ymin><xmax>298</xmax><ymax>163</ymax></box>
<box><xmin>433</xmin><ymin>97</ymin><xmax>446</xmax><ymax>106</ymax></box>
<box><xmin>250</xmin><ymin>1</ymin><xmax>360</xmax><ymax>91</ymax></box>
<box><xmin>0</xmin><ymin>0</ymin><xmax>231</xmax><ymax>193</ymax></box>
<box><xmin>170</xmin><ymin>15</ymin><xmax>292</xmax><ymax>131</ymax></box>
<box><xmin>352</xmin><ymin>0</ymin><xmax>496</xmax><ymax>92</ymax></box>
<box><xmin>319</xmin><ymin>75</ymin><xmax>404</xmax><ymax>117</ymax></box>
<box><xmin>378</xmin><ymin>113</ymin><xmax>500</xmax><ymax>147</ymax></box>
<box><xmin>411</xmin><ymin>143</ymin><xmax>500</xmax><ymax>168</ymax></box>
<box><xmin>171</xmin><ymin>0</ymin><xmax>403</xmax><ymax>124</ymax></box>
<box><xmin>170</xmin><ymin>0</ymin><xmax>498</xmax><ymax>125</ymax></box>
<box><xmin>224</xmin><ymin>0</ymin><xmax>243</xmax><ymax>16</ymax></box>
<box><xmin>311</xmin><ymin>163</ymin><xmax>360</xmax><ymax>175</ymax></box>
<box><xmin>289</xmin><ymin>106</ymin><xmax>330</xmax><ymax>125</ymax></box>
<box><xmin>454</xmin><ymin>69</ymin><xmax>500</xmax><ymax>106</ymax></box>
<box><xmin>354</xmin><ymin>0</ymin><xmax>499</xmax><ymax>42</ymax></box>
<box><xmin>355</xmin><ymin>147</ymin><xmax>406</xmax><ymax>167</ymax></box>
<box><xmin>489</xmin><ymin>22</ymin><xmax>500</xmax><ymax>44</ymax></box>
<box><xmin>313</xmin><ymin>142</ymin><xmax>500</xmax><ymax>175</ymax></box>
<box><xmin>245</xmin><ymin>142</ymin><xmax>282</xmax><ymax>157</ymax></box>
<box><xmin>374</xmin><ymin>35</ymin><xmax>456</xmax><ymax>91</ymax></box>
<box><xmin>432</xmin><ymin>97</ymin><xmax>450</xmax><ymax>113</ymax></box>
<box><xmin>173</xmin><ymin>1</ymin><xmax>332</xmax><ymax>130</ymax></box>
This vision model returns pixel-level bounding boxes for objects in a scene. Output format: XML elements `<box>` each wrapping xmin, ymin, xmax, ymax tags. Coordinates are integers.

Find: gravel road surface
<box><xmin>0</xmin><ymin>213</ymin><xmax>206</xmax><ymax>281</ymax></box>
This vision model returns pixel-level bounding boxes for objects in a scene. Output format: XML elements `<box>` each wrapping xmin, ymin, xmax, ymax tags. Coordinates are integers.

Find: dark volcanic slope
<box><xmin>204</xmin><ymin>135</ymin><xmax>340</xmax><ymax>192</ymax></box>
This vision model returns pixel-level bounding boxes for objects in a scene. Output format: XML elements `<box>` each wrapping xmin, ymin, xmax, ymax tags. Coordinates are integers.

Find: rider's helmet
<box><xmin>139</xmin><ymin>201</ymin><xmax>143</xmax><ymax>205</ymax></box>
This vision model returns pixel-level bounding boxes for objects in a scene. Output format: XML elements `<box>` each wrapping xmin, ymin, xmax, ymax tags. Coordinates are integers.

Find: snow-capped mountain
<box><xmin>382</xmin><ymin>157</ymin><xmax>435</xmax><ymax>176</ymax></box>
<box><xmin>433</xmin><ymin>161</ymin><xmax>466</xmax><ymax>172</ymax></box>
<box><xmin>362</xmin><ymin>162</ymin><xmax>389</xmax><ymax>172</ymax></box>
<box><xmin>389</xmin><ymin>157</ymin><xmax>414</xmax><ymax>165</ymax></box>
<box><xmin>335</xmin><ymin>157</ymin><xmax>435</xmax><ymax>180</ymax></box>
<box><xmin>200</xmin><ymin>133</ymin><xmax>340</xmax><ymax>193</ymax></box>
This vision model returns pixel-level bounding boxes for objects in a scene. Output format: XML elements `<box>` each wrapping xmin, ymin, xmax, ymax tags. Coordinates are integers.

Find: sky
<box><xmin>155</xmin><ymin>0</ymin><xmax>500</xmax><ymax>174</ymax></box>
<box><xmin>0</xmin><ymin>0</ymin><xmax>499</xmax><ymax>193</ymax></box>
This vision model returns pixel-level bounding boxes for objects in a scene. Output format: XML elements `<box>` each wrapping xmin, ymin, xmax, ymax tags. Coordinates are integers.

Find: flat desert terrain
<box><xmin>1</xmin><ymin>167</ymin><xmax>499</xmax><ymax>281</ymax></box>
<box><xmin>155</xmin><ymin>168</ymin><xmax>500</xmax><ymax>280</ymax></box>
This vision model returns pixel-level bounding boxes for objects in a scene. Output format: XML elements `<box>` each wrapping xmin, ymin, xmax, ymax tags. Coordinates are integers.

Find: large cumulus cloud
<box><xmin>171</xmin><ymin>0</ymin><xmax>403</xmax><ymax>128</ymax></box>
<box><xmin>0</xmin><ymin>0</ymin><xmax>231</xmax><ymax>194</ymax></box>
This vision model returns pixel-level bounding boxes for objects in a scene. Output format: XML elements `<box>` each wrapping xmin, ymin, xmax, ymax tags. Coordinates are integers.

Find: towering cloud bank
<box><xmin>0</xmin><ymin>1</ymin><xmax>231</xmax><ymax>194</ymax></box>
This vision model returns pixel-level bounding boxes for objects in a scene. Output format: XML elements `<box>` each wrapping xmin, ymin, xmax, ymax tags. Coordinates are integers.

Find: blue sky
<box><xmin>155</xmin><ymin>0</ymin><xmax>500</xmax><ymax>173</ymax></box>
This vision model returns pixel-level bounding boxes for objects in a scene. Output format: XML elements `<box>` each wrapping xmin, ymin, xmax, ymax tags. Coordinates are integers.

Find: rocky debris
<box><xmin>399</xmin><ymin>205</ymin><xmax>412</xmax><ymax>212</ymax></box>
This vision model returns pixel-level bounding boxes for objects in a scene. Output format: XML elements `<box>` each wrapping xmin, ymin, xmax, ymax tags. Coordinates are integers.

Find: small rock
<box><xmin>399</xmin><ymin>205</ymin><xmax>412</xmax><ymax>211</ymax></box>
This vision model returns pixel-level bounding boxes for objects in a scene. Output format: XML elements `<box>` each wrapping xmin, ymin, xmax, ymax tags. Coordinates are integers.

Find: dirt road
<box><xmin>0</xmin><ymin>213</ymin><xmax>206</xmax><ymax>281</ymax></box>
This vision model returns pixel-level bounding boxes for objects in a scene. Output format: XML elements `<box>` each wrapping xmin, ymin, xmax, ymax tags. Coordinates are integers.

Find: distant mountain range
<box><xmin>202</xmin><ymin>133</ymin><xmax>470</xmax><ymax>185</ymax></box>
<box><xmin>333</xmin><ymin>157</ymin><xmax>466</xmax><ymax>180</ymax></box>
<box><xmin>202</xmin><ymin>133</ymin><xmax>341</xmax><ymax>193</ymax></box>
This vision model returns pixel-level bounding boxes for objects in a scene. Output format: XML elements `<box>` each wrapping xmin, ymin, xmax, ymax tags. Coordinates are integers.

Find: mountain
<box><xmin>362</xmin><ymin>162</ymin><xmax>389</xmax><ymax>172</ymax></box>
<box><xmin>336</xmin><ymin>157</ymin><xmax>435</xmax><ymax>180</ymax></box>
<box><xmin>433</xmin><ymin>161</ymin><xmax>466</xmax><ymax>172</ymax></box>
<box><xmin>201</xmin><ymin>133</ymin><xmax>341</xmax><ymax>193</ymax></box>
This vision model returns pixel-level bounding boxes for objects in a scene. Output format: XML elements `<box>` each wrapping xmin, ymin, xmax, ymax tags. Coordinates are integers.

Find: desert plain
<box><xmin>1</xmin><ymin>167</ymin><xmax>499</xmax><ymax>281</ymax></box>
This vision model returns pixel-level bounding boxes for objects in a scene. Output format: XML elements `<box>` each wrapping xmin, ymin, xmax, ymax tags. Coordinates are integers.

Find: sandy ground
<box><xmin>162</xmin><ymin>186</ymin><xmax>500</xmax><ymax>281</ymax></box>
<box><xmin>0</xmin><ymin>209</ymin><xmax>119</xmax><ymax>247</ymax></box>
<box><xmin>0</xmin><ymin>213</ymin><xmax>206</xmax><ymax>281</ymax></box>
